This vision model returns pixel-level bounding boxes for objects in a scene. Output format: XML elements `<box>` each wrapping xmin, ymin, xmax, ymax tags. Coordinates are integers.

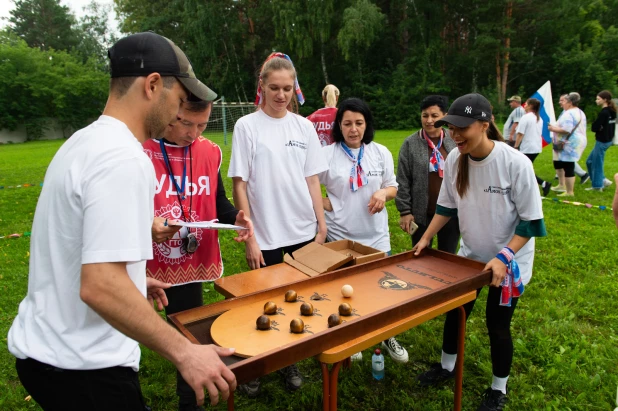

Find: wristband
<box><xmin>496</xmin><ymin>246</ymin><xmax>515</xmax><ymax>266</ymax></box>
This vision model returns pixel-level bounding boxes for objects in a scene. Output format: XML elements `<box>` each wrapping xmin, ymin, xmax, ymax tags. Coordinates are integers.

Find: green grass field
<box><xmin>1</xmin><ymin>130</ymin><xmax>618</xmax><ymax>410</ymax></box>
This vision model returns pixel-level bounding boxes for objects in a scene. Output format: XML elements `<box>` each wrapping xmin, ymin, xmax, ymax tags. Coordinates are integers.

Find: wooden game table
<box><xmin>169</xmin><ymin>250</ymin><xmax>490</xmax><ymax>411</ymax></box>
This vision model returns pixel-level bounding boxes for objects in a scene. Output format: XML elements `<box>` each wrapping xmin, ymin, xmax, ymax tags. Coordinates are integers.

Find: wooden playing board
<box><xmin>168</xmin><ymin>249</ymin><xmax>490</xmax><ymax>384</ymax></box>
<box><xmin>211</xmin><ymin>252</ymin><xmax>481</xmax><ymax>357</ymax></box>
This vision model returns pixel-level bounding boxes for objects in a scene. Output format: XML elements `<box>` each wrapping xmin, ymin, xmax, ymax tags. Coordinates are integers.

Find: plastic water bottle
<box><xmin>372</xmin><ymin>348</ymin><xmax>385</xmax><ymax>380</ymax></box>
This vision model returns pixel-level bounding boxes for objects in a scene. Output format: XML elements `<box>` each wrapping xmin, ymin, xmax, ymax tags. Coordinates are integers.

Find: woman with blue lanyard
<box><xmin>318</xmin><ymin>98</ymin><xmax>408</xmax><ymax>363</ymax></box>
<box><xmin>413</xmin><ymin>94</ymin><xmax>546</xmax><ymax>411</ymax></box>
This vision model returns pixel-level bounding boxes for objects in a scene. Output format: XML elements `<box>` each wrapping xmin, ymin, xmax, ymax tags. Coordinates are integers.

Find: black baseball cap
<box><xmin>435</xmin><ymin>93</ymin><xmax>492</xmax><ymax>128</ymax></box>
<box><xmin>108</xmin><ymin>32</ymin><xmax>217</xmax><ymax>101</ymax></box>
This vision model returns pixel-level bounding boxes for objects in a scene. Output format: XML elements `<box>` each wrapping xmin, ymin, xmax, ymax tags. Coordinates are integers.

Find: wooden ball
<box><xmin>290</xmin><ymin>318</ymin><xmax>305</xmax><ymax>334</ymax></box>
<box><xmin>300</xmin><ymin>302</ymin><xmax>314</xmax><ymax>316</ymax></box>
<box><xmin>256</xmin><ymin>315</ymin><xmax>271</xmax><ymax>330</ymax></box>
<box><xmin>264</xmin><ymin>301</ymin><xmax>278</xmax><ymax>315</ymax></box>
<box><xmin>341</xmin><ymin>284</ymin><xmax>353</xmax><ymax>298</ymax></box>
<box><xmin>327</xmin><ymin>313</ymin><xmax>342</xmax><ymax>328</ymax></box>
<box><xmin>285</xmin><ymin>290</ymin><xmax>297</xmax><ymax>302</ymax></box>
<box><xmin>339</xmin><ymin>303</ymin><xmax>352</xmax><ymax>316</ymax></box>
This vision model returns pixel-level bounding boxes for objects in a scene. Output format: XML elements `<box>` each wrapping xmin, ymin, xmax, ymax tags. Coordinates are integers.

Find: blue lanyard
<box><xmin>159</xmin><ymin>139</ymin><xmax>188</xmax><ymax>200</ymax></box>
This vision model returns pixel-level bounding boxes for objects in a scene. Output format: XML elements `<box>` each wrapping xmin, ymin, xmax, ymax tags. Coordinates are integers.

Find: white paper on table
<box><xmin>169</xmin><ymin>220</ymin><xmax>246</xmax><ymax>230</ymax></box>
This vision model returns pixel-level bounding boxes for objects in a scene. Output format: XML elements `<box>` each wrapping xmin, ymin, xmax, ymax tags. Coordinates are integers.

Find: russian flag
<box><xmin>530</xmin><ymin>81</ymin><xmax>556</xmax><ymax>147</ymax></box>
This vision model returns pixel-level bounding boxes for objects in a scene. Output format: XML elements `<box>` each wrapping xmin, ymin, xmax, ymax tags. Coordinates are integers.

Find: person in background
<box><xmin>319</xmin><ymin>97</ymin><xmax>407</xmax><ymax>363</ymax></box>
<box><xmin>549</xmin><ymin>92</ymin><xmax>587</xmax><ymax>197</ymax></box>
<box><xmin>585</xmin><ymin>90</ymin><xmax>617</xmax><ymax>192</ymax></box>
<box><xmin>514</xmin><ymin>98</ymin><xmax>552</xmax><ymax>197</ymax></box>
<box><xmin>307</xmin><ymin>84</ymin><xmax>340</xmax><ymax>146</ymax></box>
<box><xmin>228</xmin><ymin>52</ymin><xmax>327</xmax><ymax>397</ymax></box>
<box><xmin>613</xmin><ymin>173</ymin><xmax>618</xmax><ymax>228</ymax></box>
<box><xmin>396</xmin><ymin>95</ymin><xmax>460</xmax><ymax>253</ymax></box>
<box><xmin>553</xmin><ymin>94</ymin><xmax>590</xmax><ymax>184</ymax></box>
<box><xmin>503</xmin><ymin>95</ymin><xmax>525</xmax><ymax>144</ymax></box>
<box><xmin>146</xmin><ymin>96</ymin><xmax>254</xmax><ymax>411</ymax></box>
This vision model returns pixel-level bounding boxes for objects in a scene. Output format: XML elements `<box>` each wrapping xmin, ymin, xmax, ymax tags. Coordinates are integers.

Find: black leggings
<box><xmin>553</xmin><ymin>160</ymin><xmax>575</xmax><ymax>178</ymax></box>
<box><xmin>524</xmin><ymin>153</ymin><xmax>547</xmax><ymax>186</ymax></box>
<box><xmin>165</xmin><ymin>282</ymin><xmax>204</xmax><ymax>404</ymax></box>
<box><xmin>261</xmin><ymin>239</ymin><xmax>314</xmax><ymax>267</ymax></box>
<box><xmin>442</xmin><ymin>286</ymin><xmax>519</xmax><ymax>378</ymax></box>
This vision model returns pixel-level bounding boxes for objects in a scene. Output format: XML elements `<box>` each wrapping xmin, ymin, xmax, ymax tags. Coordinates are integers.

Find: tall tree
<box><xmin>73</xmin><ymin>1</ymin><xmax>118</xmax><ymax>67</ymax></box>
<box><xmin>8</xmin><ymin>0</ymin><xmax>79</xmax><ymax>51</ymax></box>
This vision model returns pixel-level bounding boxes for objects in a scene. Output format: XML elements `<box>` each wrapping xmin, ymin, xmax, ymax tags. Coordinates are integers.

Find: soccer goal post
<box><xmin>203</xmin><ymin>97</ymin><xmax>255</xmax><ymax>146</ymax></box>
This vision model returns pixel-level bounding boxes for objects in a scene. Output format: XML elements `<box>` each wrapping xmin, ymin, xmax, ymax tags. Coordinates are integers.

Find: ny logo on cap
<box><xmin>465</xmin><ymin>106</ymin><xmax>472</xmax><ymax>114</ymax></box>
<box><xmin>481</xmin><ymin>112</ymin><xmax>486</xmax><ymax>117</ymax></box>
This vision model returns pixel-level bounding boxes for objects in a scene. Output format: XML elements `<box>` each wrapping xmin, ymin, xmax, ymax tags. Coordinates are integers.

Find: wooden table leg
<box><xmin>329</xmin><ymin>361</ymin><xmax>343</xmax><ymax>411</ymax></box>
<box><xmin>453</xmin><ymin>305</ymin><xmax>466</xmax><ymax>411</ymax></box>
<box><xmin>320</xmin><ymin>361</ymin><xmax>344</xmax><ymax>411</ymax></box>
<box><xmin>227</xmin><ymin>391</ymin><xmax>234</xmax><ymax>411</ymax></box>
<box><xmin>321</xmin><ymin>362</ymin><xmax>330</xmax><ymax>411</ymax></box>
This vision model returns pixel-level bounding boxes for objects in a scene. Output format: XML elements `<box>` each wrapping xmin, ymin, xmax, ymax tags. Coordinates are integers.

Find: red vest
<box><xmin>143</xmin><ymin>137</ymin><xmax>223</xmax><ymax>284</ymax></box>
<box><xmin>307</xmin><ymin>107</ymin><xmax>337</xmax><ymax>146</ymax></box>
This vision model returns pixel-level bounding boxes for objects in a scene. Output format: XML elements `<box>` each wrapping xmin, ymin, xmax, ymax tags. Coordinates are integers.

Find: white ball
<box><xmin>341</xmin><ymin>284</ymin><xmax>353</xmax><ymax>298</ymax></box>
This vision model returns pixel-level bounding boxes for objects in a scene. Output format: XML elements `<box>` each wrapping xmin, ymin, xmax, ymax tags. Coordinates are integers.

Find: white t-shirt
<box><xmin>319</xmin><ymin>142</ymin><xmax>398</xmax><ymax>252</ymax></box>
<box><xmin>516</xmin><ymin>112</ymin><xmax>543</xmax><ymax>154</ymax></box>
<box><xmin>228</xmin><ymin>110</ymin><xmax>328</xmax><ymax>249</ymax></box>
<box><xmin>8</xmin><ymin>116</ymin><xmax>155</xmax><ymax>371</ymax></box>
<box><xmin>503</xmin><ymin>106</ymin><xmax>525</xmax><ymax>138</ymax></box>
<box><xmin>437</xmin><ymin>142</ymin><xmax>543</xmax><ymax>285</ymax></box>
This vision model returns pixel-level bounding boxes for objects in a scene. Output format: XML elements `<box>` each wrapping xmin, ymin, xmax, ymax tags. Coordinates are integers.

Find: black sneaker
<box><xmin>580</xmin><ymin>173</ymin><xmax>590</xmax><ymax>184</ymax></box>
<box><xmin>416</xmin><ymin>362</ymin><xmax>455</xmax><ymax>386</ymax></box>
<box><xmin>542</xmin><ymin>182</ymin><xmax>551</xmax><ymax>197</ymax></box>
<box><xmin>477</xmin><ymin>388</ymin><xmax>508</xmax><ymax>411</ymax></box>
<box><xmin>237</xmin><ymin>378</ymin><xmax>261</xmax><ymax>399</ymax></box>
<box><xmin>279</xmin><ymin>364</ymin><xmax>303</xmax><ymax>391</ymax></box>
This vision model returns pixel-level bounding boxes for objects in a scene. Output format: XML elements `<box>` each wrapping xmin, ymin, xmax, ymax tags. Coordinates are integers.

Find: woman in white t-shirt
<box><xmin>318</xmin><ymin>97</ymin><xmax>407</xmax><ymax>364</ymax></box>
<box><xmin>413</xmin><ymin>93</ymin><xmax>546</xmax><ymax>410</ymax></box>
<box><xmin>229</xmin><ymin>52</ymin><xmax>328</xmax><ymax>270</ymax></box>
<box><xmin>228</xmin><ymin>52</ymin><xmax>328</xmax><ymax>395</ymax></box>
<box><xmin>514</xmin><ymin>98</ymin><xmax>551</xmax><ymax>197</ymax></box>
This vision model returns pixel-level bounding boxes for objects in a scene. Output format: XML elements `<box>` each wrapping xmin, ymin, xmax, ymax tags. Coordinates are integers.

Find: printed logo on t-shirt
<box><xmin>367</xmin><ymin>160</ymin><xmax>385</xmax><ymax>177</ymax></box>
<box><xmin>285</xmin><ymin>140</ymin><xmax>308</xmax><ymax>150</ymax></box>
<box><xmin>484</xmin><ymin>185</ymin><xmax>511</xmax><ymax>195</ymax></box>
<box><xmin>153</xmin><ymin>201</ymin><xmax>202</xmax><ymax>265</ymax></box>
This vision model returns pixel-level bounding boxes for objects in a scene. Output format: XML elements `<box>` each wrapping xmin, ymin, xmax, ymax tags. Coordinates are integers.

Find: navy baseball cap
<box><xmin>435</xmin><ymin>93</ymin><xmax>493</xmax><ymax>128</ymax></box>
<box><xmin>108</xmin><ymin>32</ymin><xmax>217</xmax><ymax>101</ymax></box>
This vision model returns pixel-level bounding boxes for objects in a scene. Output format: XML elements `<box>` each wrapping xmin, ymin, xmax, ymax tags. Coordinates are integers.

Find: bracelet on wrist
<box><xmin>496</xmin><ymin>246</ymin><xmax>515</xmax><ymax>266</ymax></box>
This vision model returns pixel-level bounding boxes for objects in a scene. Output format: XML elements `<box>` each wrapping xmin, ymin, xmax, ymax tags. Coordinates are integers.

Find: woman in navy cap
<box><xmin>413</xmin><ymin>93</ymin><xmax>547</xmax><ymax>411</ymax></box>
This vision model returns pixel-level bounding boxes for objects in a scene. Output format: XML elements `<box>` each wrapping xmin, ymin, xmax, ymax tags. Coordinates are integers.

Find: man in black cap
<box><xmin>8</xmin><ymin>32</ymin><xmax>236</xmax><ymax>410</ymax></box>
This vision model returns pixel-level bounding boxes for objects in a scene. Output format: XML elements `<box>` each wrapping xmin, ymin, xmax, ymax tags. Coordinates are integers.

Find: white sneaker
<box><xmin>381</xmin><ymin>337</ymin><xmax>409</xmax><ymax>364</ymax></box>
<box><xmin>551</xmin><ymin>185</ymin><xmax>566</xmax><ymax>192</ymax></box>
<box><xmin>350</xmin><ymin>352</ymin><xmax>362</xmax><ymax>362</ymax></box>
<box><xmin>585</xmin><ymin>187</ymin><xmax>603</xmax><ymax>192</ymax></box>
<box><xmin>604</xmin><ymin>178</ymin><xmax>613</xmax><ymax>188</ymax></box>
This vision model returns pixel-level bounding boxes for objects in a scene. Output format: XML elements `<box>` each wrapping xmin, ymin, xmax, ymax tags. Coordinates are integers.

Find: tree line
<box><xmin>2</xmin><ymin>0</ymin><xmax>617</xmax><ymax>138</ymax></box>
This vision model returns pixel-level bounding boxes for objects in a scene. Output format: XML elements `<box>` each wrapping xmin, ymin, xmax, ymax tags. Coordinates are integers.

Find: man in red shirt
<box><xmin>147</xmin><ymin>96</ymin><xmax>253</xmax><ymax>411</ymax></box>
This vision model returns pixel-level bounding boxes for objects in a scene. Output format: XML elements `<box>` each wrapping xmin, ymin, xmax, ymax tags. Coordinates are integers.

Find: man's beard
<box><xmin>145</xmin><ymin>91</ymin><xmax>172</xmax><ymax>139</ymax></box>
